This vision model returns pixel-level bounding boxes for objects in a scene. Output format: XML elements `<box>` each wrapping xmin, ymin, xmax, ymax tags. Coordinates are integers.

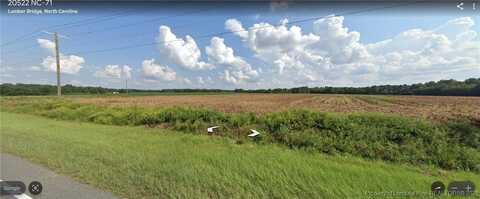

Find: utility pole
<box><xmin>54</xmin><ymin>32</ymin><xmax>61</xmax><ymax>96</ymax></box>
<box><xmin>125</xmin><ymin>79</ymin><xmax>128</xmax><ymax>95</ymax></box>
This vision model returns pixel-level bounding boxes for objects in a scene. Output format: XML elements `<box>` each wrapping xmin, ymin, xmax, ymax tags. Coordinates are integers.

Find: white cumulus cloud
<box><xmin>95</xmin><ymin>65</ymin><xmax>132</xmax><ymax>79</ymax></box>
<box><xmin>225</xmin><ymin>19</ymin><xmax>248</xmax><ymax>39</ymax></box>
<box><xmin>41</xmin><ymin>55</ymin><xmax>85</xmax><ymax>74</ymax></box>
<box><xmin>206</xmin><ymin>37</ymin><xmax>259</xmax><ymax>85</ymax></box>
<box><xmin>157</xmin><ymin>26</ymin><xmax>212</xmax><ymax>70</ymax></box>
<box><xmin>37</xmin><ymin>38</ymin><xmax>85</xmax><ymax>74</ymax></box>
<box><xmin>141</xmin><ymin>59</ymin><xmax>177</xmax><ymax>81</ymax></box>
<box><xmin>225</xmin><ymin>18</ymin><xmax>321</xmax><ymax>75</ymax></box>
<box><xmin>37</xmin><ymin>38</ymin><xmax>56</xmax><ymax>54</ymax></box>
<box><xmin>367</xmin><ymin>17</ymin><xmax>479</xmax><ymax>80</ymax></box>
<box><xmin>197</xmin><ymin>76</ymin><xmax>206</xmax><ymax>84</ymax></box>
<box><xmin>226</xmin><ymin>16</ymin><xmax>480</xmax><ymax>86</ymax></box>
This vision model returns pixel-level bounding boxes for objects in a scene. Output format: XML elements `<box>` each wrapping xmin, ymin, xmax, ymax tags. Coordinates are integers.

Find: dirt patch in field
<box><xmin>73</xmin><ymin>94</ymin><xmax>480</xmax><ymax>123</ymax></box>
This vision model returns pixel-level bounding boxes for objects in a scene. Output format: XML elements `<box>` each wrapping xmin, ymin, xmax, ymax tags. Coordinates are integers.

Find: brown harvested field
<box><xmin>72</xmin><ymin>94</ymin><xmax>480</xmax><ymax>124</ymax></box>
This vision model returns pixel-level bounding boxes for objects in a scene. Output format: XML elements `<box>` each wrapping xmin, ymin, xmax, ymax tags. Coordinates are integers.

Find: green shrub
<box><xmin>1</xmin><ymin>97</ymin><xmax>479</xmax><ymax>172</ymax></box>
<box><xmin>446</xmin><ymin>121</ymin><xmax>480</xmax><ymax>149</ymax></box>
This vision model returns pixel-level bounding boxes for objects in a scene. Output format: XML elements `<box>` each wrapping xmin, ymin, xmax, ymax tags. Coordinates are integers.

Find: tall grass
<box><xmin>1</xmin><ymin>97</ymin><xmax>479</xmax><ymax>172</ymax></box>
<box><xmin>3</xmin><ymin>112</ymin><xmax>480</xmax><ymax>198</ymax></box>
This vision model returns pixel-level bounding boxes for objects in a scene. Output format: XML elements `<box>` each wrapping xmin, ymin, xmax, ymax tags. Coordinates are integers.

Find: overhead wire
<box><xmin>3</xmin><ymin>2</ymin><xmax>419</xmax><ymax>67</ymax></box>
<box><xmin>67</xmin><ymin>2</ymin><xmax>418</xmax><ymax>55</ymax></box>
<box><xmin>0</xmin><ymin>8</ymin><xmax>136</xmax><ymax>47</ymax></box>
<box><xmin>2</xmin><ymin>7</ymin><xmax>214</xmax><ymax>55</ymax></box>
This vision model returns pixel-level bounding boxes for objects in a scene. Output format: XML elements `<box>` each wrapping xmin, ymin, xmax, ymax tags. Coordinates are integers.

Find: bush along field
<box><xmin>1</xmin><ymin>97</ymin><xmax>479</xmax><ymax>172</ymax></box>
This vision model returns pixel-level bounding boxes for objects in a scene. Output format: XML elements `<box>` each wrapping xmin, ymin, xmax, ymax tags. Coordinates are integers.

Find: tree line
<box><xmin>1</xmin><ymin>78</ymin><xmax>479</xmax><ymax>96</ymax></box>
<box><xmin>236</xmin><ymin>78</ymin><xmax>480</xmax><ymax>96</ymax></box>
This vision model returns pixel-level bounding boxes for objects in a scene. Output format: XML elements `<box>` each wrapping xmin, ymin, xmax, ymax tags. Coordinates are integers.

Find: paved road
<box><xmin>0</xmin><ymin>153</ymin><xmax>117</xmax><ymax>199</ymax></box>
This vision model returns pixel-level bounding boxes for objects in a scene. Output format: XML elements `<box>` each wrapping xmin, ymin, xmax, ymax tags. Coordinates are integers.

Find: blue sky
<box><xmin>1</xmin><ymin>2</ymin><xmax>479</xmax><ymax>89</ymax></box>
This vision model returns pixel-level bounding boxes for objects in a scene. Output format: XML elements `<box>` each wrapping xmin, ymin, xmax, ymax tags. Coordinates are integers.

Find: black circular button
<box><xmin>28</xmin><ymin>181</ymin><xmax>42</xmax><ymax>195</ymax></box>
<box><xmin>431</xmin><ymin>181</ymin><xmax>445</xmax><ymax>196</ymax></box>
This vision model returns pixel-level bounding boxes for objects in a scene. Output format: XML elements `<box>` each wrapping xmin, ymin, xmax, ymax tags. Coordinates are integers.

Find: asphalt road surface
<box><xmin>0</xmin><ymin>153</ymin><xmax>117</xmax><ymax>199</ymax></box>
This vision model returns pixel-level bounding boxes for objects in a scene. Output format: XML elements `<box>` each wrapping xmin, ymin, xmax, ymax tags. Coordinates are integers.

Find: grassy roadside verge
<box><xmin>1</xmin><ymin>112</ymin><xmax>479</xmax><ymax>198</ymax></box>
<box><xmin>1</xmin><ymin>97</ymin><xmax>479</xmax><ymax>172</ymax></box>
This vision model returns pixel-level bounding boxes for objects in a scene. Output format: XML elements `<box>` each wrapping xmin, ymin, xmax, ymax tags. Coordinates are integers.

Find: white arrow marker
<box><xmin>457</xmin><ymin>2</ymin><xmax>464</xmax><ymax>10</ymax></box>
<box><xmin>248</xmin><ymin>129</ymin><xmax>261</xmax><ymax>137</ymax></box>
<box><xmin>207</xmin><ymin>126</ymin><xmax>220</xmax><ymax>133</ymax></box>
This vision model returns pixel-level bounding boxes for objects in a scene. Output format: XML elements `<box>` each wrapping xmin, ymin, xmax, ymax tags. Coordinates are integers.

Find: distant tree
<box><xmin>1</xmin><ymin>78</ymin><xmax>479</xmax><ymax>96</ymax></box>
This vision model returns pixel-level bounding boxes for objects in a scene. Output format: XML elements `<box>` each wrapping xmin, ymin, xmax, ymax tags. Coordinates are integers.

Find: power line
<box><xmin>67</xmin><ymin>2</ymin><xmax>417</xmax><ymax>56</ymax></box>
<box><xmin>0</xmin><ymin>9</ymin><xmax>135</xmax><ymax>47</ymax></box>
<box><xmin>2</xmin><ymin>8</ymin><xmax>213</xmax><ymax>64</ymax></box>
<box><xmin>2</xmin><ymin>44</ymin><xmax>37</xmax><ymax>55</ymax></box>
<box><xmin>45</xmin><ymin>10</ymin><xmax>138</xmax><ymax>32</ymax></box>
<box><xmin>55</xmin><ymin>8</ymin><xmax>217</xmax><ymax>47</ymax></box>
<box><xmin>3</xmin><ymin>2</ymin><xmax>418</xmax><ymax>67</ymax></box>
<box><xmin>68</xmin><ymin>8</ymin><xmax>214</xmax><ymax>37</ymax></box>
<box><xmin>2</xmin><ymin>8</ymin><xmax>213</xmax><ymax>55</ymax></box>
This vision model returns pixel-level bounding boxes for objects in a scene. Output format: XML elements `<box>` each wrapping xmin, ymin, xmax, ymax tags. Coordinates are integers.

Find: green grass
<box><xmin>1</xmin><ymin>97</ymin><xmax>479</xmax><ymax>172</ymax></box>
<box><xmin>1</xmin><ymin>112</ymin><xmax>479</xmax><ymax>198</ymax></box>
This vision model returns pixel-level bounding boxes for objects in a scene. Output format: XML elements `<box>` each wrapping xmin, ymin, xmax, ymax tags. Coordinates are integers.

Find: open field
<box><xmin>72</xmin><ymin>94</ymin><xmax>480</xmax><ymax>124</ymax></box>
<box><xmin>1</xmin><ymin>95</ymin><xmax>479</xmax><ymax>172</ymax></box>
<box><xmin>1</xmin><ymin>112</ymin><xmax>479</xmax><ymax>198</ymax></box>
